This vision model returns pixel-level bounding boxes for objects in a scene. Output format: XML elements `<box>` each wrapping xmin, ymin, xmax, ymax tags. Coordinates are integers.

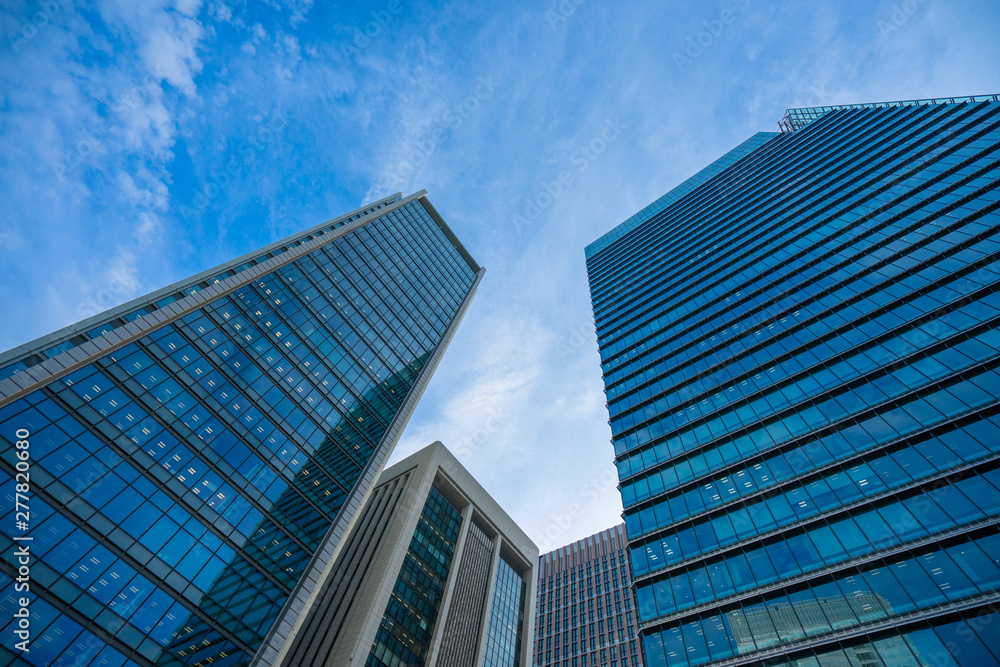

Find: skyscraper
<box><xmin>533</xmin><ymin>524</ymin><xmax>643</xmax><ymax>667</ymax></box>
<box><xmin>585</xmin><ymin>96</ymin><xmax>1000</xmax><ymax>666</ymax></box>
<box><xmin>281</xmin><ymin>441</ymin><xmax>537</xmax><ymax>667</ymax></box>
<box><xmin>0</xmin><ymin>191</ymin><xmax>482</xmax><ymax>667</ymax></box>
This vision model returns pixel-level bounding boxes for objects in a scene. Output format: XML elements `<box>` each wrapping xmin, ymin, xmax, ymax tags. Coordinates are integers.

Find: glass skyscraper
<box><xmin>0</xmin><ymin>191</ymin><xmax>482</xmax><ymax>667</ymax></box>
<box><xmin>585</xmin><ymin>96</ymin><xmax>1000</xmax><ymax>666</ymax></box>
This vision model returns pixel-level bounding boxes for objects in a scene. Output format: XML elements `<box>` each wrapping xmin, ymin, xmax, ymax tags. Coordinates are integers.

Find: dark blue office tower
<box><xmin>586</xmin><ymin>96</ymin><xmax>1000</xmax><ymax>666</ymax></box>
<box><xmin>0</xmin><ymin>191</ymin><xmax>482</xmax><ymax>667</ymax></box>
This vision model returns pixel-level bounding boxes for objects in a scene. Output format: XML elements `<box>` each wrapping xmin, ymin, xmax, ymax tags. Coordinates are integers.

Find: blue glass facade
<box><xmin>483</xmin><ymin>555</ymin><xmax>527</xmax><ymax>667</ymax></box>
<box><xmin>586</xmin><ymin>99</ymin><xmax>1000</xmax><ymax>665</ymax></box>
<box><xmin>0</xmin><ymin>193</ymin><xmax>481</xmax><ymax>667</ymax></box>
<box><xmin>367</xmin><ymin>485</ymin><xmax>463</xmax><ymax>667</ymax></box>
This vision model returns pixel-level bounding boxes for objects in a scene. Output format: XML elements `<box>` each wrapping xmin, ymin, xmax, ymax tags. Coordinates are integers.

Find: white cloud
<box><xmin>0</xmin><ymin>0</ymin><xmax>212</xmax><ymax>349</ymax></box>
<box><xmin>262</xmin><ymin>0</ymin><xmax>313</xmax><ymax>28</ymax></box>
<box><xmin>96</xmin><ymin>0</ymin><xmax>206</xmax><ymax>97</ymax></box>
<box><xmin>209</xmin><ymin>1</ymin><xmax>232</xmax><ymax>23</ymax></box>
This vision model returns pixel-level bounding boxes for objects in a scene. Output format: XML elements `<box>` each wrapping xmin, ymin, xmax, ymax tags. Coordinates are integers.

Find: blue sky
<box><xmin>1</xmin><ymin>0</ymin><xmax>999</xmax><ymax>553</ymax></box>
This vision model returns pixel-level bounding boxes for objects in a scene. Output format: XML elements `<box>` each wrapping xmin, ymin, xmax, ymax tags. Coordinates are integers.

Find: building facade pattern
<box><xmin>483</xmin><ymin>554</ymin><xmax>528</xmax><ymax>666</ymax></box>
<box><xmin>367</xmin><ymin>485</ymin><xmax>463</xmax><ymax>667</ymax></box>
<box><xmin>534</xmin><ymin>524</ymin><xmax>643</xmax><ymax>667</ymax></box>
<box><xmin>278</xmin><ymin>470</ymin><xmax>413</xmax><ymax>666</ymax></box>
<box><xmin>436</xmin><ymin>519</ymin><xmax>494</xmax><ymax>667</ymax></box>
<box><xmin>586</xmin><ymin>99</ymin><xmax>1000</xmax><ymax>666</ymax></box>
<box><xmin>0</xmin><ymin>193</ymin><xmax>480</xmax><ymax>667</ymax></box>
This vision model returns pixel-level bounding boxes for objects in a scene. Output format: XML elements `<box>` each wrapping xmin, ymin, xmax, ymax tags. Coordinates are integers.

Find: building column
<box><xmin>426</xmin><ymin>502</ymin><xmax>474</xmax><ymax>665</ymax></box>
<box><xmin>474</xmin><ymin>535</ymin><xmax>503</xmax><ymax>667</ymax></box>
<box><xmin>519</xmin><ymin>562</ymin><xmax>538</xmax><ymax>667</ymax></box>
